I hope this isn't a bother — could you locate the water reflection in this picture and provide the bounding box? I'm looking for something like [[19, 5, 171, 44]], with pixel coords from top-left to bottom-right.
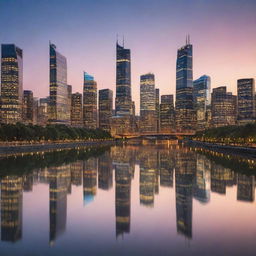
[[0, 144, 255, 255]]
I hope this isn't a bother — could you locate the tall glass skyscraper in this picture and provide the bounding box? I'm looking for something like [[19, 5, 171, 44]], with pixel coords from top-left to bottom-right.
[[115, 42, 132, 116], [83, 72, 97, 129], [237, 78, 255, 124], [1, 44, 23, 124], [99, 89, 113, 132], [140, 73, 156, 132], [49, 43, 70, 125], [175, 39, 195, 132], [193, 75, 211, 130]]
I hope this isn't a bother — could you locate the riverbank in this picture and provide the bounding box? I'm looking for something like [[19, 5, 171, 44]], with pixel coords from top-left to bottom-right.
[[0, 139, 116, 157], [185, 139, 256, 158]]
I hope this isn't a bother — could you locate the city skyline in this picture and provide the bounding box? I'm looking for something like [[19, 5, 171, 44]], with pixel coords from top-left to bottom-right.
[[1, 0, 255, 114]]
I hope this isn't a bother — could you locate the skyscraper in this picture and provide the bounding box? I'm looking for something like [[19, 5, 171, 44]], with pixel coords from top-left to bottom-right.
[[160, 95, 175, 133], [140, 73, 156, 133], [83, 72, 97, 129], [99, 89, 113, 132], [193, 75, 211, 130], [49, 43, 70, 125], [1, 44, 23, 124], [155, 88, 160, 133], [115, 42, 132, 116], [211, 86, 237, 127], [237, 78, 255, 124], [71, 92, 83, 127], [22, 90, 34, 124], [175, 38, 195, 132]]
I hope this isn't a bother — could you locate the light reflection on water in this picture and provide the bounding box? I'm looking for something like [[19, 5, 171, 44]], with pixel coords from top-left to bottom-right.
[[0, 144, 255, 256]]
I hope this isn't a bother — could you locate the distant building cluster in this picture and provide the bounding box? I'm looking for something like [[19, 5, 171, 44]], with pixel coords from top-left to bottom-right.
[[0, 39, 255, 136]]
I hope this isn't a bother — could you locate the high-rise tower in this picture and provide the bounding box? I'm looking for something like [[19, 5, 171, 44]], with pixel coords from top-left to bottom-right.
[[49, 43, 70, 125], [175, 37, 195, 132], [1, 44, 23, 124], [83, 72, 97, 129], [115, 41, 132, 116]]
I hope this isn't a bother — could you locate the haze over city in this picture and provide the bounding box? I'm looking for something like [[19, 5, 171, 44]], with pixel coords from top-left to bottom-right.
[[1, 0, 255, 113]]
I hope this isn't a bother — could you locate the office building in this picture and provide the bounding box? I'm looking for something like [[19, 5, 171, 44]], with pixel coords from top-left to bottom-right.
[[48, 43, 70, 125], [211, 86, 237, 127], [1, 44, 23, 124], [99, 89, 113, 132], [71, 92, 83, 127], [160, 95, 175, 133], [22, 90, 34, 124], [140, 73, 157, 133], [175, 38, 196, 132], [193, 75, 211, 130], [83, 72, 97, 129], [237, 78, 255, 124]]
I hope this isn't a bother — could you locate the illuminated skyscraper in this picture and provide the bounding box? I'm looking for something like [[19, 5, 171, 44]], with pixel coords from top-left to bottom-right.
[[155, 88, 160, 132], [193, 75, 211, 130], [115, 42, 132, 116], [49, 43, 70, 125], [83, 72, 97, 129], [99, 89, 113, 132], [37, 97, 49, 126], [160, 95, 175, 133], [237, 78, 255, 124], [175, 38, 196, 132], [22, 90, 34, 124], [71, 92, 83, 127], [211, 86, 237, 127], [1, 44, 23, 124], [140, 73, 156, 133]]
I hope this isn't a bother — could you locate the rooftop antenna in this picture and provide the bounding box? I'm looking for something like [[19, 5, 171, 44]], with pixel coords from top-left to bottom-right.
[[185, 35, 187, 45], [188, 34, 190, 44], [116, 33, 119, 44], [123, 35, 125, 47]]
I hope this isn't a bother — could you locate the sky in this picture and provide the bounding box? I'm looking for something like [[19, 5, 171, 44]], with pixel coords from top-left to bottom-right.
[[0, 0, 256, 114]]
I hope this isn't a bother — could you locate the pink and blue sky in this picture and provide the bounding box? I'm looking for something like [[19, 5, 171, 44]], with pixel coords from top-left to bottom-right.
[[0, 0, 256, 113]]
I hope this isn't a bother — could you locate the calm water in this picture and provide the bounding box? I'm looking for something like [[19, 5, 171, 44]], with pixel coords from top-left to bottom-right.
[[0, 144, 255, 256]]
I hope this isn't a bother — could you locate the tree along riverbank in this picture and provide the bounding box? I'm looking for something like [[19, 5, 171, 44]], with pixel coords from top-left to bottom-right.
[[0, 140, 116, 157], [193, 122, 256, 148], [0, 123, 112, 142]]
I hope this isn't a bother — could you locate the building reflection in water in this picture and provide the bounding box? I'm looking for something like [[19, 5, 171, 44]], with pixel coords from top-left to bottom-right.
[[83, 158, 97, 205], [175, 148, 196, 239], [1, 176, 23, 242], [193, 155, 210, 204], [112, 146, 134, 238], [48, 164, 70, 245], [98, 151, 113, 190], [0, 144, 255, 245], [237, 174, 255, 202]]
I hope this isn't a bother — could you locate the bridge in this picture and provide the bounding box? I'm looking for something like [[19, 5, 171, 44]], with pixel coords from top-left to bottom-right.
[[114, 132, 195, 139]]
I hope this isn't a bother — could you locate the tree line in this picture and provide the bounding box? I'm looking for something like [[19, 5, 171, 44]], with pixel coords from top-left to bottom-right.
[[0, 123, 112, 141], [195, 122, 256, 143]]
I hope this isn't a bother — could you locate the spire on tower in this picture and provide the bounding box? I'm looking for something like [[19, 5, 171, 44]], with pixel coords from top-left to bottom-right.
[[123, 35, 124, 47]]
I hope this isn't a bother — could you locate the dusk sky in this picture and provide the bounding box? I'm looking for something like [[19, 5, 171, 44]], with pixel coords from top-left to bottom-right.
[[1, 0, 256, 113]]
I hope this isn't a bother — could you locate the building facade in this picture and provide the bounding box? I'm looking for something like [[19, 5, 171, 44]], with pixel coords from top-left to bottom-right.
[[1, 44, 23, 124], [71, 93, 83, 127], [115, 42, 132, 116], [155, 88, 160, 133], [140, 73, 157, 133], [99, 89, 113, 132], [48, 43, 70, 125], [160, 95, 176, 133], [22, 90, 34, 124], [237, 78, 255, 124], [83, 72, 97, 129], [193, 75, 211, 130], [211, 86, 237, 127], [175, 39, 195, 132]]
